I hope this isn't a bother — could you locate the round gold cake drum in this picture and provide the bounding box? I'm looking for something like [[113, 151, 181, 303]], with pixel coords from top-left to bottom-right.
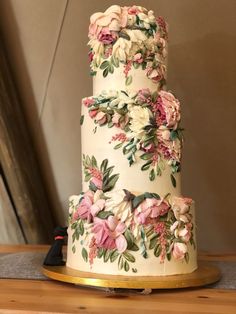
[[42, 262, 221, 289]]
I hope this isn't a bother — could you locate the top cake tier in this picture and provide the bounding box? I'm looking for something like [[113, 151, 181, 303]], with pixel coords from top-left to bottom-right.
[[88, 5, 168, 93]]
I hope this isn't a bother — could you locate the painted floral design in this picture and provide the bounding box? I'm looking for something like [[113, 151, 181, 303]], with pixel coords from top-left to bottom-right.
[[81, 89, 183, 187], [69, 156, 195, 273], [88, 5, 168, 86]]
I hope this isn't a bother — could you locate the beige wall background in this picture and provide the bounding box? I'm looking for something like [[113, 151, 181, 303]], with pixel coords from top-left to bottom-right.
[[0, 0, 235, 251]]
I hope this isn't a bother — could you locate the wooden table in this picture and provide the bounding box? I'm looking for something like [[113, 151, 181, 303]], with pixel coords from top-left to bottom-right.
[[0, 245, 235, 314]]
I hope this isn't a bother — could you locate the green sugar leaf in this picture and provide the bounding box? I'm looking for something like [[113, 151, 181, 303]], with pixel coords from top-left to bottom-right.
[[82, 248, 88, 262], [80, 115, 84, 125], [125, 75, 133, 86]]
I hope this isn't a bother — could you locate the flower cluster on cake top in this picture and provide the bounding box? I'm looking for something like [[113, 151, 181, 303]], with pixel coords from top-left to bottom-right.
[[69, 155, 195, 273], [88, 5, 168, 86], [82, 89, 182, 186]]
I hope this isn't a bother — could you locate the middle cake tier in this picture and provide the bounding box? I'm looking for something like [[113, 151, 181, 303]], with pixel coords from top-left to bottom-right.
[[81, 87, 182, 197]]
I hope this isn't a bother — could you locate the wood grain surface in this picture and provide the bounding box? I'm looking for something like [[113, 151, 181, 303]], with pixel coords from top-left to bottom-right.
[[0, 245, 236, 314], [0, 41, 55, 243]]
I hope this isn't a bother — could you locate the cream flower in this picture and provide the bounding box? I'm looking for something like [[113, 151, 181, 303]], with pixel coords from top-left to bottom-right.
[[171, 196, 193, 223], [129, 106, 151, 138], [88, 38, 104, 66], [112, 37, 132, 62], [89, 5, 128, 38], [104, 190, 133, 227], [109, 91, 135, 108]]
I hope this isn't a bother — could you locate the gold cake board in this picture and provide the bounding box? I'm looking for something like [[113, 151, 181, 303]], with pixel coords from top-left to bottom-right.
[[42, 262, 221, 290]]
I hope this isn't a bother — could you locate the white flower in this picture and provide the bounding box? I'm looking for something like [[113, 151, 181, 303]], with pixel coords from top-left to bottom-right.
[[129, 106, 151, 138], [109, 91, 135, 108], [88, 38, 104, 66], [113, 37, 132, 62], [104, 190, 132, 227], [125, 29, 147, 43]]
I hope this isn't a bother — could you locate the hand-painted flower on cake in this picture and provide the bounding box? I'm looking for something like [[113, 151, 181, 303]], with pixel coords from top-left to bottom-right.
[[68, 155, 196, 273], [81, 89, 183, 187], [87, 5, 168, 87]]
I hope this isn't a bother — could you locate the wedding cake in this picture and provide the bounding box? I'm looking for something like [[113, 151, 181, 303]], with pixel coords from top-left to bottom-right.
[[66, 5, 197, 276]]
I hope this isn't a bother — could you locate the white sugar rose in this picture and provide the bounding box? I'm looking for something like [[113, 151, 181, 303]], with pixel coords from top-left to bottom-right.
[[129, 106, 151, 138]]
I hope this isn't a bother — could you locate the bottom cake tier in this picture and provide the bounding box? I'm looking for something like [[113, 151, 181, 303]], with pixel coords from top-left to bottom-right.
[[66, 190, 197, 276]]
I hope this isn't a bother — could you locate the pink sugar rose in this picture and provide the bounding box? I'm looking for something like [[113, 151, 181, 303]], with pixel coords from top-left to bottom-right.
[[82, 97, 95, 107], [97, 27, 117, 44], [157, 91, 181, 129], [133, 52, 143, 64], [172, 242, 187, 260], [92, 216, 127, 253], [135, 198, 170, 224], [89, 5, 128, 39], [95, 111, 107, 125]]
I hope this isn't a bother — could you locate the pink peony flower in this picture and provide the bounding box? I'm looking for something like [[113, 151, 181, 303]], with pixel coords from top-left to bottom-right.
[[94, 111, 107, 125], [89, 5, 128, 39], [157, 91, 181, 129], [97, 27, 117, 44], [135, 198, 170, 224], [82, 97, 95, 107], [133, 52, 143, 64], [92, 216, 127, 253], [172, 242, 187, 260]]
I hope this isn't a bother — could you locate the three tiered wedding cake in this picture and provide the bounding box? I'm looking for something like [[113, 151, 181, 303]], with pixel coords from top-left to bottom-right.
[[66, 5, 197, 276]]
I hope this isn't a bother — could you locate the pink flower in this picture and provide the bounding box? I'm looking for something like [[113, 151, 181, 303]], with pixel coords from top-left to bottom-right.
[[133, 53, 143, 64], [88, 50, 94, 62], [82, 97, 95, 107], [90, 199, 106, 216], [95, 111, 107, 125], [75, 190, 94, 220], [128, 6, 140, 15], [172, 196, 193, 223], [112, 112, 121, 125], [97, 27, 117, 44], [92, 216, 127, 253], [172, 242, 187, 260], [156, 127, 181, 162], [146, 65, 164, 83], [157, 91, 181, 129], [89, 5, 128, 39], [89, 109, 98, 118], [135, 198, 170, 224], [136, 88, 152, 104]]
